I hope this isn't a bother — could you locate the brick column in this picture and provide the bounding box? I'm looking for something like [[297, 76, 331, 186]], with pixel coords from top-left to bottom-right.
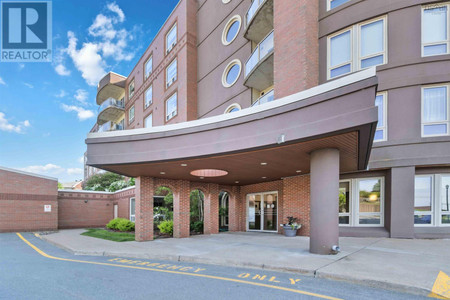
[[135, 176, 154, 242], [173, 180, 190, 238], [228, 186, 240, 232], [204, 183, 219, 235], [274, 0, 319, 98]]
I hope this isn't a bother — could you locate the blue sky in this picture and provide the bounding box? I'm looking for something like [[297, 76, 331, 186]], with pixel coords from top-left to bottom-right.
[[0, 0, 178, 182]]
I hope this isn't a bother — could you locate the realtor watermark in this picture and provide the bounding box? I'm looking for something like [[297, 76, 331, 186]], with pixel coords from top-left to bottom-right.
[[1, 1, 52, 62]]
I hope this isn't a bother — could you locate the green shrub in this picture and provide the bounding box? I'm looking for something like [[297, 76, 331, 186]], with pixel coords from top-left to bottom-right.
[[106, 218, 134, 232], [117, 219, 135, 232], [158, 220, 173, 236], [192, 221, 203, 233]]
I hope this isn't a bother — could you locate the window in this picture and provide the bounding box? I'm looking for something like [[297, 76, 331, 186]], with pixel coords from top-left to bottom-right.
[[166, 23, 177, 54], [222, 15, 241, 45], [328, 0, 351, 10], [222, 59, 242, 88], [166, 92, 177, 121], [422, 4, 449, 56], [129, 105, 135, 124], [145, 56, 152, 79], [422, 85, 449, 137], [130, 198, 135, 222], [338, 177, 384, 227], [145, 113, 152, 128], [145, 85, 153, 108], [415, 174, 450, 226], [224, 103, 241, 113], [128, 80, 135, 99], [374, 92, 387, 142], [328, 16, 387, 79], [166, 58, 177, 88]]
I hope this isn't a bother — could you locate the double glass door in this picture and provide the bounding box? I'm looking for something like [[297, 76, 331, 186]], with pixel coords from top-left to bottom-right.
[[247, 192, 278, 232]]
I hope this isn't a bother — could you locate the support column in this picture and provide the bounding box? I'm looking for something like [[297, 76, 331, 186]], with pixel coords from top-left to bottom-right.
[[173, 180, 190, 238], [204, 183, 219, 235], [390, 166, 415, 238], [310, 148, 339, 254], [228, 186, 240, 232], [135, 176, 154, 242]]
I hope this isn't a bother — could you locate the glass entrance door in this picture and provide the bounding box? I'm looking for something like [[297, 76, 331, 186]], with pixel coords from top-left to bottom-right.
[[247, 192, 278, 232]]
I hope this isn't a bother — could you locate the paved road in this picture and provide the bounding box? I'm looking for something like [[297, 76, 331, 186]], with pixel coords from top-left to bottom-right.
[[0, 233, 429, 300]]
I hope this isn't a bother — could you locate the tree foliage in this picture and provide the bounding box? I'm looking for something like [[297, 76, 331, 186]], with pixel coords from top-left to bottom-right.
[[84, 172, 135, 192]]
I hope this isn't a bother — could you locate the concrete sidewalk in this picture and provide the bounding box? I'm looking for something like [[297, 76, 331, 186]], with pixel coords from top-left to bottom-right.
[[39, 229, 450, 297]]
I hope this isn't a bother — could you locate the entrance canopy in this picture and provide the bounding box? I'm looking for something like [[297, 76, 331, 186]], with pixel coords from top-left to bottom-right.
[[86, 68, 378, 186]]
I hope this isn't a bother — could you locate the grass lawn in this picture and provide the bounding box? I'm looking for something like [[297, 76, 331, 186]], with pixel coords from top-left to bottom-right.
[[81, 228, 135, 242]]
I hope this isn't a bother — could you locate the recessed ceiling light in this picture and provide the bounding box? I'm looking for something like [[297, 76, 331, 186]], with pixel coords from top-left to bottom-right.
[[260, 162, 267, 166], [200, 176, 204, 179], [160, 172, 166, 175], [296, 170, 302, 173], [181, 164, 187, 167], [262, 176, 267, 179], [235, 181, 239, 184]]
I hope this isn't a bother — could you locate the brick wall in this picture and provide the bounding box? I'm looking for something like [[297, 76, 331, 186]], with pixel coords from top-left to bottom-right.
[[282, 175, 310, 236], [0, 168, 58, 232], [274, 0, 319, 98]]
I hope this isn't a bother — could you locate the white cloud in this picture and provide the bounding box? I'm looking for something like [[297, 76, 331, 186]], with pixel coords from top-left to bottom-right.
[[66, 31, 106, 86], [18, 63, 25, 70], [67, 168, 83, 175], [74, 89, 88, 104], [61, 104, 95, 121], [0, 112, 30, 133], [18, 164, 83, 178], [0, 77, 5, 85], [60, 2, 134, 86], [24, 83, 34, 88], [78, 156, 85, 164], [19, 164, 65, 175], [55, 90, 67, 98], [55, 63, 71, 76]]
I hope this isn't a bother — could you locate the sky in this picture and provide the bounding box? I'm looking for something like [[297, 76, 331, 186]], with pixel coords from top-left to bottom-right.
[[0, 0, 178, 183]]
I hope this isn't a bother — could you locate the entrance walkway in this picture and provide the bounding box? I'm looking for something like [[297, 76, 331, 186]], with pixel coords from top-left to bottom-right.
[[39, 230, 450, 296]]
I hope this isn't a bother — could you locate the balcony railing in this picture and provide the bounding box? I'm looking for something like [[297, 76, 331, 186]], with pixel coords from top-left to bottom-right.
[[246, 0, 264, 26], [97, 121, 124, 132], [98, 98, 124, 113], [245, 30, 274, 78], [252, 89, 274, 107]]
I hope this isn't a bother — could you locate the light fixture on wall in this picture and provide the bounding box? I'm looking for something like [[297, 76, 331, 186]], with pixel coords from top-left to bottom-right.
[[84, 200, 88, 203]]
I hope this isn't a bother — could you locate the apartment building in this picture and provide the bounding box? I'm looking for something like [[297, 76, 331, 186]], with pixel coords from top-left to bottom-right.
[[86, 0, 450, 254]]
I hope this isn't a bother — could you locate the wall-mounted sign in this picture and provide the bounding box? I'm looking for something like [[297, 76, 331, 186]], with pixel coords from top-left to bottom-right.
[[44, 205, 51, 212]]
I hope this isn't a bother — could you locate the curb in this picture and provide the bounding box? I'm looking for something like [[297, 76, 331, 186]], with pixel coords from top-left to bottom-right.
[[37, 234, 432, 297]]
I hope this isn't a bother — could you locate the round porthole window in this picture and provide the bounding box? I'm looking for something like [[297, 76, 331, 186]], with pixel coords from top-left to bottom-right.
[[222, 0, 231, 3], [222, 59, 242, 88], [222, 15, 241, 45], [224, 103, 241, 113]]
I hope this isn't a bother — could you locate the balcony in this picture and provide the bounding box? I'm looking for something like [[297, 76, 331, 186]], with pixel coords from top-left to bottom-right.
[[97, 121, 124, 133], [96, 72, 126, 105], [244, 31, 274, 91], [97, 98, 125, 125], [244, 0, 273, 43], [252, 89, 274, 107]]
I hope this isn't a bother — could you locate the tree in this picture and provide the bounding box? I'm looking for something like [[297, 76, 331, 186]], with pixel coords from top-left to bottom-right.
[[57, 182, 64, 189], [84, 172, 124, 191]]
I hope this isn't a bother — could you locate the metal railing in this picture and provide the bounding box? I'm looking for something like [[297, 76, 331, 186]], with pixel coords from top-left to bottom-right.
[[252, 89, 274, 107], [98, 98, 124, 113], [97, 121, 124, 132], [245, 30, 274, 78], [246, 0, 264, 26]]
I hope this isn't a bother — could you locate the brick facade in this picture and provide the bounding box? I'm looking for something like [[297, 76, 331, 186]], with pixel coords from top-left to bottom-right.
[[282, 175, 311, 236], [0, 168, 58, 232], [274, 0, 319, 98]]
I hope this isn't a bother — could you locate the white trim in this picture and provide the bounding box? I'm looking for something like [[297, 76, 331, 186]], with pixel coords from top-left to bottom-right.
[[421, 3, 450, 57], [130, 197, 136, 222], [58, 185, 135, 194], [0, 166, 58, 181], [222, 59, 242, 88], [222, 15, 242, 46], [327, 16, 387, 80], [166, 22, 178, 54], [246, 191, 279, 232], [421, 84, 450, 137], [166, 58, 177, 88], [224, 103, 241, 113], [327, 0, 351, 11], [88, 67, 376, 139], [415, 174, 450, 227], [374, 91, 388, 142]]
